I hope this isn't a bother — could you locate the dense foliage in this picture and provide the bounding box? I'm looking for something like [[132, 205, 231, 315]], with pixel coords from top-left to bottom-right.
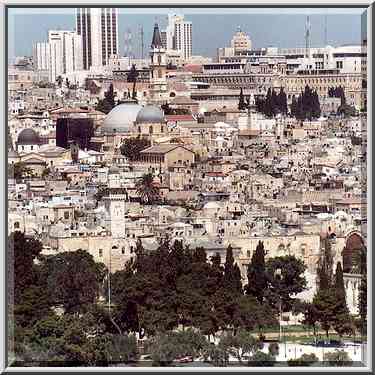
[[254, 87, 288, 117], [290, 85, 321, 120], [96, 84, 116, 114], [109, 239, 279, 337], [312, 239, 354, 339], [120, 136, 151, 161]]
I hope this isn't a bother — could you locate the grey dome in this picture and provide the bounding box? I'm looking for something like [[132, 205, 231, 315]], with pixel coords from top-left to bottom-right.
[[136, 105, 165, 124], [8, 148, 20, 158], [108, 165, 120, 174], [17, 128, 40, 145], [102, 103, 142, 133]]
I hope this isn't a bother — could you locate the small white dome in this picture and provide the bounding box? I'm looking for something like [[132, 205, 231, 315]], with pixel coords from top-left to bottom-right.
[[214, 122, 230, 128], [204, 202, 220, 209]]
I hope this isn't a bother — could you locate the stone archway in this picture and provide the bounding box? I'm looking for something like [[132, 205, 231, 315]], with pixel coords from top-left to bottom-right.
[[342, 231, 365, 273]]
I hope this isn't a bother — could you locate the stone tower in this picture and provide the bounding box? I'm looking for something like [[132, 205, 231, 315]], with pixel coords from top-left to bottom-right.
[[149, 23, 167, 100], [103, 190, 127, 238]]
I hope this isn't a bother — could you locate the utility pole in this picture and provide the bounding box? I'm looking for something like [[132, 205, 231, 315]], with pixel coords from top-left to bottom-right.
[[324, 15, 328, 46], [140, 25, 144, 60], [108, 247, 111, 313], [305, 15, 311, 59]]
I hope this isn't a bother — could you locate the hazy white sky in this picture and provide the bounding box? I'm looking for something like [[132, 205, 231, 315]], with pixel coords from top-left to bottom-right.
[[7, 7, 366, 59]]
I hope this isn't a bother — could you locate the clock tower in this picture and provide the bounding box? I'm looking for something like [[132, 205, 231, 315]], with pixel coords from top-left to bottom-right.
[[149, 23, 167, 100]]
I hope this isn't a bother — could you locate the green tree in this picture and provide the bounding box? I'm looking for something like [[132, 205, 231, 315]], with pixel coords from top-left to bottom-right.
[[135, 173, 160, 204], [147, 330, 208, 366], [8, 162, 34, 180], [301, 302, 319, 344], [246, 241, 267, 303], [96, 84, 116, 114], [290, 95, 297, 117], [287, 353, 318, 366], [203, 343, 229, 367], [249, 351, 276, 366], [332, 262, 354, 337], [268, 342, 279, 357], [265, 255, 307, 312], [220, 329, 263, 364], [127, 64, 139, 100], [291, 85, 321, 120], [278, 87, 288, 115], [8, 232, 43, 305], [323, 350, 352, 367], [56, 75, 63, 88], [238, 88, 247, 111], [39, 250, 106, 313], [120, 136, 151, 162], [313, 245, 349, 340], [358, 247, 367, 335], [223, 245, 242, 294]]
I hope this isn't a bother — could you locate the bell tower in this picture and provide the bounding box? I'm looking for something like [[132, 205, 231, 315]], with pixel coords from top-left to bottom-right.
[[149, 23, 167, 100]]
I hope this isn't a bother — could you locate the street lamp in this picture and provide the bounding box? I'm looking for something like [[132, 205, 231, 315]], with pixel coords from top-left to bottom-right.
[[274, 268, 283, 346]]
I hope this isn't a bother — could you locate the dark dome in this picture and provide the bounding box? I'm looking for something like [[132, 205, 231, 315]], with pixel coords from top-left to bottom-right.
[[17, 128, 40, 145], [135, 105, 165, 124]]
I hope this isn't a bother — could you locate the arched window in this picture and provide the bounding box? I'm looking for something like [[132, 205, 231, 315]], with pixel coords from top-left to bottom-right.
[[14, 222, 20, 229], [157, 55, 162, 65], [149, 126, 153, 135]]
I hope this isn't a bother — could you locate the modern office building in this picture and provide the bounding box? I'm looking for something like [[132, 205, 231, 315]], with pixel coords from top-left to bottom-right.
[[76, 8, 119, 69]]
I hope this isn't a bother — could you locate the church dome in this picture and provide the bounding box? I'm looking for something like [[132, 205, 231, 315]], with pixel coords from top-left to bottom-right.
[[108, 165, 120, 175], [135, 105, 165, 124], [8, 148, 20, 159], [102, 103, 142, 133], [17, 128, 40, 145]]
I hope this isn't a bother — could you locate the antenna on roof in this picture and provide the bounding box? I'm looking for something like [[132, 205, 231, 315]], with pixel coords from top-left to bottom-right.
[[324, 15, 328, 46], [139, 25, 144, 59], [305, 15, 311, 58]]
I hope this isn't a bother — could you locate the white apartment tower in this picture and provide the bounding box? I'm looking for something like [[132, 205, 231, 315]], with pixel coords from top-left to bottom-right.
[[231, 27, 252, 52], [48, 30, 83, 83], [76, 8, 119, 69], [174, 16, 192, 60], [33, 42, 50, 71]]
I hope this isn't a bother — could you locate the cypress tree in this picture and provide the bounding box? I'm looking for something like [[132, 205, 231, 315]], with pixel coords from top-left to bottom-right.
[[238, 88, 246, 111], [264, 89, 273, 117], [224, 245, 242, 294], [290, 95, 297, 117], [333, 262, 353, 337], [246, 241, 267, 303], [278, 87, 288, 115], [270, 89, 278, 116], [358, 247, 367, 334]]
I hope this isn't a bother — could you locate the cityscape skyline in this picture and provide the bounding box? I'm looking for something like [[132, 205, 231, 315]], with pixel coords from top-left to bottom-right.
[[8, 9, 364, 60]]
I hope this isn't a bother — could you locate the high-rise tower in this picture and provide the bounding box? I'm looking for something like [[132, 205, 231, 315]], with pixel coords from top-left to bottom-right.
[[76, 8, 119, 69]]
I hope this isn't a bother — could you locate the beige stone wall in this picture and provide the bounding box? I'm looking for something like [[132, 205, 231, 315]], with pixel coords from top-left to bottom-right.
[[50, 235, 137, 272], [282, 73, 362, 105], [165, 148, 195, 168]]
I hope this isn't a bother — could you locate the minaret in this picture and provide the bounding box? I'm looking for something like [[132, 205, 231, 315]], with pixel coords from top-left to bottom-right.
[[149, 23, 167, 101]]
